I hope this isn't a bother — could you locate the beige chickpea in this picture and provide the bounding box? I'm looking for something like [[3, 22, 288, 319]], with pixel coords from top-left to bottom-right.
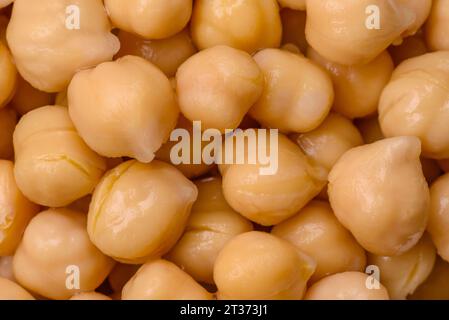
[[220, 132, 327, 226], [305, 272, 389, 300], [250, 48, 333, 133], [87, 160, 198, 264], [368, 234, 436, 300], [105, 0, 192, 40], [280, 9, 307, 54], [13, 208, 115, 300], [6, 0, 119, 92], [0, 160, 39, 255], [214, 231, 316, 300], [0, 106, 16, 159], [425, 0, 449, 51], [167, 177, 254, 284], [13, 106, 107, 207], [290, 113, 364, 171], [69, 292, 112, 300], [122, 259, 212, 300], [108, 263, 140, 293], [68, 55, 178, 162], [0, 42, 17, 108], [388, 34, 428, 66], [398, 0, 432, 37], [328, 136, 429, 256], [305, 0, 417, 65], [410, 257, 449, 300], [116, 29, 197, 78], [307, 48, 393, 119], [0, 256, 14, 281], [10, 76, 54, 115], [379, 52, 449, 159], [0, 277, 34, 300], [278, 0, 305, 10], [272, 200, 366, 282], [176, 45, 264, 132], [191, 0, 282, 54]]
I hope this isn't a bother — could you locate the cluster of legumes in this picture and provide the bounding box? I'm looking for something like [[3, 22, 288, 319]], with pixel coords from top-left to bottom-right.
[[1, 0, 449, 301]]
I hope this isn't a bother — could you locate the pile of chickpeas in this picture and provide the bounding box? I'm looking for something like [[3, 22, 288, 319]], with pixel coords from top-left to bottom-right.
[[1, 0, 449, 301]]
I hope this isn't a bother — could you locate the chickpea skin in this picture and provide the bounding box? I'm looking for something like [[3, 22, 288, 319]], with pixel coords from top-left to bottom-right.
[[6, 0, 119, 92], [13, 208, 115, 300], [379, 52, 449, 159], [305, 272, 389, 300], [68, 55, 179, 162], [87, 160, 198, 264], [410, 257, 449, 300], [167, 177, 254, 284], [176, 45, 264, 132], [328, 136, 429, 256], [122, 259, 212, 300], [214, 231, 316, 300], [0, 42, 17, 108], [272, 200, 367, 282], [105, 0, 192, 40], [367, 234, 436, 300], [0, 107, 16, 159], [0, 277, 34, 300], [250, 48, 334, 133], [13, 106, 107, 207], [425, 0, 449, 51], [191, 0, 282, 54], [10, 76, 54, 115], [0, 160, 39, 255]]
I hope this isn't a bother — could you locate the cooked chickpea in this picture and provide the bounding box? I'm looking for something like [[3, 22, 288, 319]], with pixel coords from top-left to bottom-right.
[[6, 0, 119, 92], [0, 277, 34, 300], [0, 106, 16, 159], [280, 9, 307, 54], [214, 231, 316, 300], [425, 0, 449, 51], [13, 106, 107, 207], [305, 272, 389, 300], [116, 29, 197, 78], [367, 234, 436, 299], [176, 45, 263, 132], [399, 0, 433, 38], [410, 257, 449, 300], [10, 76, 54, 115], [250, 48, 333, 133], [0, 256, 14, 281], [328, 136, 429, 256], [87, 160, 198, 264], [167, 177, 253, 284], [69, 292, 112, 300], [108, 263, 140, 294], [272, 200, 366, 282], [122, 259, 212, 300], [105, 0, 192, 40], [13, 208, 115, 300], [191, 0, 282, 54], [0, 42, 17, 108]]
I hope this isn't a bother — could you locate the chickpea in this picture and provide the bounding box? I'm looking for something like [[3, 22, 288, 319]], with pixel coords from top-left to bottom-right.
[[167, 177, 254, 284], [13, 208, 115, 300], [122, 259, 212, 300], [280, 9, 307, 54], [0, 160, 39, 255], [410, 257, 449, 300], [105, 0, 192, 40], [0, 106, 16, 159], [220, 133, 327, 226], [6, 0, 119, 93], [191, 0, 282, 54], [176, 45, 264, 132], [250, 49, 333, 133], [305, 272, 389, 300], [379, 52, 449, 159], [69, 292, 112, 300], [0, 42, 17, 108], [399, 0, 433, 38], [388, 34, 428, 66], [116, 29, 197, 78], [10, 76, 54, 115], [0, 256, 14, 281], [13, 106, 107, 207], [87, 160, 198, 264], [272, 200, 366, 282], [425, 0, 449, 51], [0, 277, 34, 300], [290, 113, 364, 171], [328, 136, 429, 256], [367, 234, 436, 300], [278, 0, 305, 10], [214, 231, 316, 300], [108, 263, 140, 294]]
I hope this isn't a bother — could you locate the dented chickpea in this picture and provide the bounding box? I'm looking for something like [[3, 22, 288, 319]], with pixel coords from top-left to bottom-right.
[[191, 0, 282, 54], [425, 0, 449, 51], [13, 106, 107, 207], [167, 177, 253, 284], [68, 55, 178, 162], [10, 76, 54, 115], [13, 208, 115, 300], [305, 272, 389, 300], [250, 48, 333, 133], [122, 259, 212, 300], [176, 45, 263, 132], [328, 136, 429, 256], [87, 160, 198, 264], [0, 277, 34, 300], [214, 231, 316, 300], [6, 0, 119, 92], [0, 107, 16, 159], [0, 42, 17, 108], [280, 9, 307, 54], [410, 257, 449, 300]]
